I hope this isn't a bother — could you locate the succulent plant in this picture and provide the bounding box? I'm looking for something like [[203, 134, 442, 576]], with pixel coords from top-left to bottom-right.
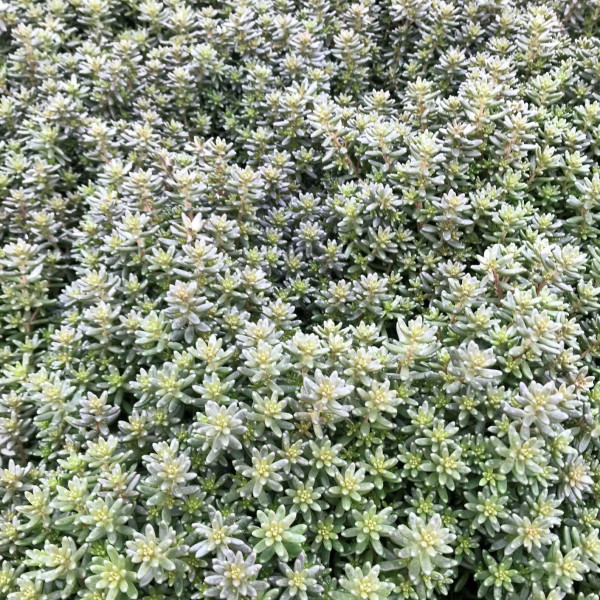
[[2, 1, 600, 599]]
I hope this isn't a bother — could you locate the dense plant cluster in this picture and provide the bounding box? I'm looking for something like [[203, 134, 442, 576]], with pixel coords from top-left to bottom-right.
[[3, 0, 600, 598]]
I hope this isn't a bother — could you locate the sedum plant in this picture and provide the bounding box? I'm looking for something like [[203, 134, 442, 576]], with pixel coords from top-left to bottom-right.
[[2, 0, 600, 599]]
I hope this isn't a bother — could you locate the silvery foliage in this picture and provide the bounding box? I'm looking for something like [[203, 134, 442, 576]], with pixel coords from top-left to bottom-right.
[[1, 0, 600, 599]]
